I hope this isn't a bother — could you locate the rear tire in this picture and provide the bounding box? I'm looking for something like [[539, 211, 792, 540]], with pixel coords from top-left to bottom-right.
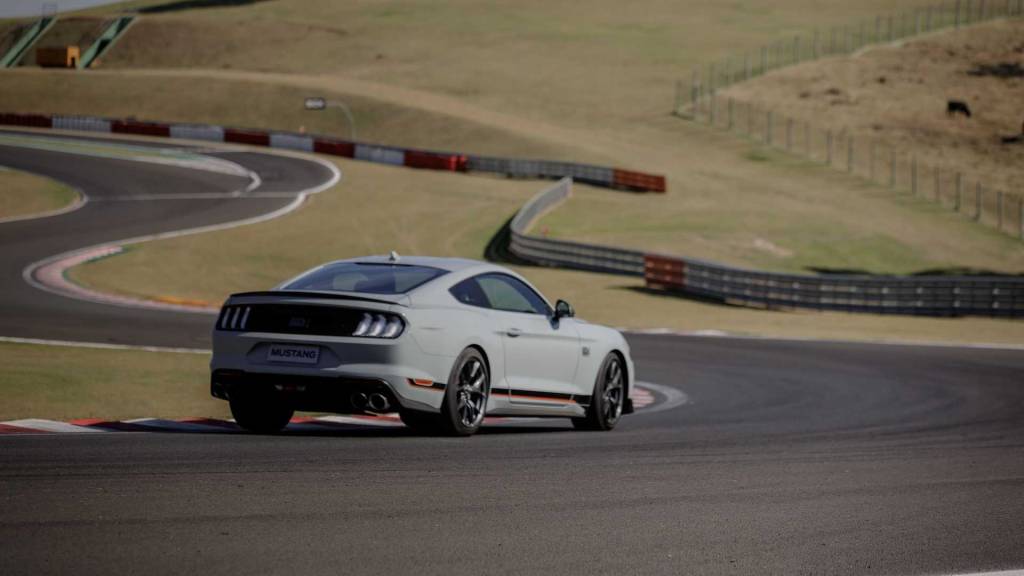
[[229, 387, 294, 434], [439, 348, 490, 436], [572, 353, 625, 431]]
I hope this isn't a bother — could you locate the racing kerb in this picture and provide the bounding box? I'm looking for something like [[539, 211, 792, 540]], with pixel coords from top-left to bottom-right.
[[511, 180, 1024, 317], [4, 112, 1022, 317]]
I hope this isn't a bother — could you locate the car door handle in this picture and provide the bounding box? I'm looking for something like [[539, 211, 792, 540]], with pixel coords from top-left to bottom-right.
[[507, 328, 522, 337]]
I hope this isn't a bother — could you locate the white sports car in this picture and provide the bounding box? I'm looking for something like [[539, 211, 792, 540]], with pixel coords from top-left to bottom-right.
[[210, 254, 634, 436]]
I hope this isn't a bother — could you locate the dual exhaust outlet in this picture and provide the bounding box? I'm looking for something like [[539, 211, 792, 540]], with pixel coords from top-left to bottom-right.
[[351, 392, 390, 413]]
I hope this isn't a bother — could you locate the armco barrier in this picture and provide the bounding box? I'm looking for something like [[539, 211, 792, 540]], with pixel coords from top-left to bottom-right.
[[313, 137, 355, 158], [644, 255, 1024, 317], [53, 115, 111, 133], [508, 178, 646, 275], [112, 120, 170, 138], [269, 133, 314, 152], [354, 143, 405, 166], [0, 112, 666, 192], [169, 124, 224, 142], [224, 128, 269, 146], [509, 180, 1024, 317]]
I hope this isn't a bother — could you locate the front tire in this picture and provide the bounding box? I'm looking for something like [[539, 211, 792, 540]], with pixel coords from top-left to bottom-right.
[[229, 387, 294, 434], [439, 348, 490, 436], [572, 353, 625, 431]]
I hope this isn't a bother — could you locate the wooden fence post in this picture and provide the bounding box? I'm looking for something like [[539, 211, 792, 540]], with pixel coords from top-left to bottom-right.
[[1019, 197, 1024, 239], [912, 157, 918, 195], [997, 190, 1004, 231], [890, 149, 897, 188], [955, 172, 962, 211], [975, 183, 982, 220], [847, 135, 854, 172], [691, 70, 699, 116], [1015, 195, 1024, 236], [870, 139, 877, 181]]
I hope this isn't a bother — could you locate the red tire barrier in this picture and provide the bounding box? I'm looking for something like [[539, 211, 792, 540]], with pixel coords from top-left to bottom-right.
[[644, 254, 685, 289], [0, 113, 52, 128], [224, 128, 270, 146], [404, 150, 468, 172], [111, 120, 170, 137], [613, 169, 667, 193], [313, 138, 355, 158]]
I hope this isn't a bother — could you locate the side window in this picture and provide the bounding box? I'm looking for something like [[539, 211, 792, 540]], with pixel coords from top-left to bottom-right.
[[449, 278, 490, 308], [476, 274, 550, 315]]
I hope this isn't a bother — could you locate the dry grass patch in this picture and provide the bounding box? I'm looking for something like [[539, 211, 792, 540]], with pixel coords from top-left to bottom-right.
[[722, 19, 1024, 193], [0, 167, 78, 220], [0, 342, 222, 421]]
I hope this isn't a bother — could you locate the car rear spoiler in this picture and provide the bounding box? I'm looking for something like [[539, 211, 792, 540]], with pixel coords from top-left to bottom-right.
[[227, 290, 409, 307]]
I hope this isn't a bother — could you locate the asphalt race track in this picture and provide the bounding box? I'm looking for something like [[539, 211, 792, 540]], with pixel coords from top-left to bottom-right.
[[1, 131, 1023, 575]]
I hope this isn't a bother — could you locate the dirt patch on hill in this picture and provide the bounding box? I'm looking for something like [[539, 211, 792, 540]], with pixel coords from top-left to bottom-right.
[[722, 18, 1024, 193]]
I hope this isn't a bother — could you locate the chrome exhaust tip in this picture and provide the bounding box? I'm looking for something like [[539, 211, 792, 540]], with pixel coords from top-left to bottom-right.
[[367, 393, 390, 412], [350, 392, 368, 410]]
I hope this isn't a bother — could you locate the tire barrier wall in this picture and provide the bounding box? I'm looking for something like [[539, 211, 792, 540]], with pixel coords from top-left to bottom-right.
[[0, 112, 666, 193], [511, 180, 1024, 317]]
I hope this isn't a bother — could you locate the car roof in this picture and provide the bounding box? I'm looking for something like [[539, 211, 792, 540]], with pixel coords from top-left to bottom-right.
[[325, 254, 497, 274]]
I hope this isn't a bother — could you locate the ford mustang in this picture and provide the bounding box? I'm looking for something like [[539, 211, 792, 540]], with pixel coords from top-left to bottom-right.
[[210, 254, 634, 436]]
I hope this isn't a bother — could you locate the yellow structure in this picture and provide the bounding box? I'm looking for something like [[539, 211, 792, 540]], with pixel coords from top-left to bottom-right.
[[36, 46, 80, 68]]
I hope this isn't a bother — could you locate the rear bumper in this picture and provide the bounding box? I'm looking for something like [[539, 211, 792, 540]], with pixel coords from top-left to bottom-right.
[[210, 331, 454, 413], [211, 369, 430, 414]]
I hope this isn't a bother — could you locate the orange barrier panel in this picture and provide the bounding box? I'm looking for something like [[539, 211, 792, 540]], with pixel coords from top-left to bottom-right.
[[313, 138, 355, 158], [613, 169, 667, 193], [224, 129, 269, 146], [111, 120, 170, 137], [404, 150, 467, 172], [644, 254, 685, 289]]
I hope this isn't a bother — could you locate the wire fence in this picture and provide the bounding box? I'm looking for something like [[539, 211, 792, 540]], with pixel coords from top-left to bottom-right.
[[674, 0, 1024, 240]]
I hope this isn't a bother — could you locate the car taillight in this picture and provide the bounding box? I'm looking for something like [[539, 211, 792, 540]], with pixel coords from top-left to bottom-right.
[[352, 313, 404, 339], [218, 305, 251, 331]]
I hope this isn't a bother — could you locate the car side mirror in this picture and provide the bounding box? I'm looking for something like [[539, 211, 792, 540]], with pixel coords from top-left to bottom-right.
[[554, 299, 575, 320]]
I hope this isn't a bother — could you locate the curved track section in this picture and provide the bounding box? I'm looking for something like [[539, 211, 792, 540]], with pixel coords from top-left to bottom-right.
[[0, 131, 1022, 575], [0, 131, 336, 347]]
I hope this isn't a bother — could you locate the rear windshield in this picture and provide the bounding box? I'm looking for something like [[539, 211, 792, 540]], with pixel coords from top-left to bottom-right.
[[282, 263, 447, 294]]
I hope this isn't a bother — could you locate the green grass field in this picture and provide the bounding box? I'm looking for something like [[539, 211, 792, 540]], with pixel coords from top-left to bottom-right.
[[0, 167, 78, 220], [0, 342, 223, 421]]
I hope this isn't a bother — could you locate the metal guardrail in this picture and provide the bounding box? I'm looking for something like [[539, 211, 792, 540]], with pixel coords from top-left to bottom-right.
[[508, 178, 645, 276], [509, 179, 1024, 317]]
